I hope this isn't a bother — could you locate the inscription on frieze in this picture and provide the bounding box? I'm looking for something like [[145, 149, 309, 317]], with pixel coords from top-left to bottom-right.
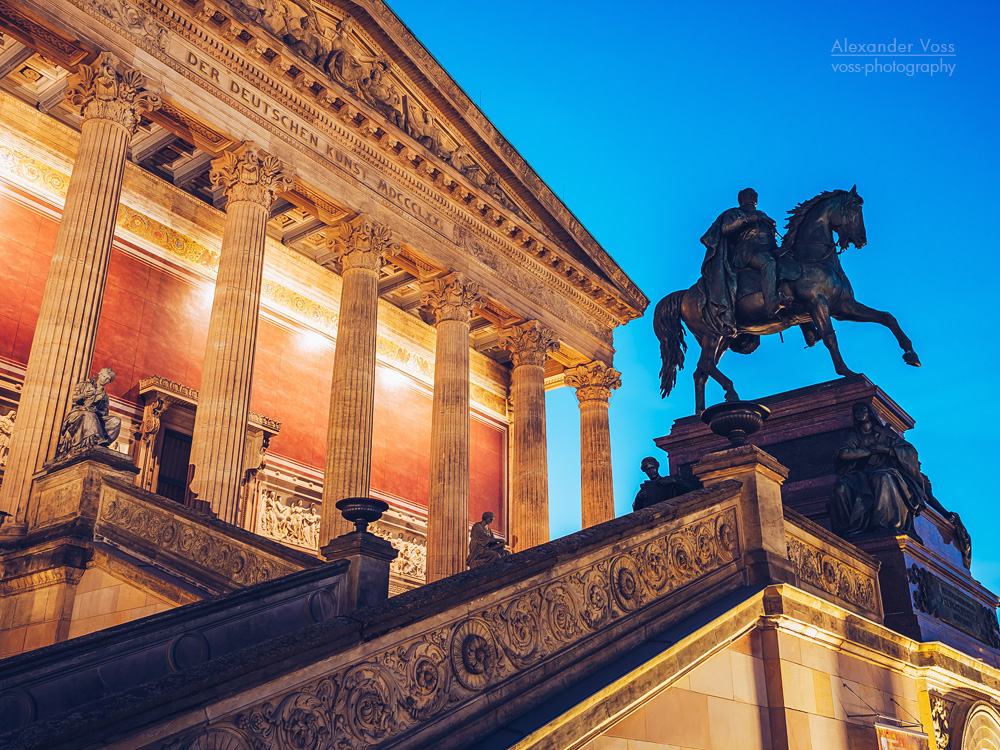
[[175, 44, 449, 237], [908, 564, 1000, 648]]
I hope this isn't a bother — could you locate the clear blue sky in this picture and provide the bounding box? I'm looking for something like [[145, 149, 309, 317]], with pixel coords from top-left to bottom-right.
[[386, 0, 1000, 587]]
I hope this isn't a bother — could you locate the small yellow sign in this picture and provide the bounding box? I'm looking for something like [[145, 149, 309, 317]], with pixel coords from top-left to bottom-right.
[[875, 722, 930, 750]]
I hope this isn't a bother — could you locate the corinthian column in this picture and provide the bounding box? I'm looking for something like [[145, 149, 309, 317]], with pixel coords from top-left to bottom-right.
[[319, 215, 399, 548], [188, 144, 292, 524], [564, 361, 622, 528], [0, 53, 160, 534], [499, 321, 559, 551], [421, 273, 488, 581]]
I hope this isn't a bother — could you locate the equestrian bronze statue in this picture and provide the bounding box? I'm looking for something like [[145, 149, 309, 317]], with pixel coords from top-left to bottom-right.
[[655, 187, 920, 413]]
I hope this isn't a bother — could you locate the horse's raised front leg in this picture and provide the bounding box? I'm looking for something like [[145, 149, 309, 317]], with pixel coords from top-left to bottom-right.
[[694, 335, 739, 413], [809, 294, 858, 377], [833, 298, 921, 367]]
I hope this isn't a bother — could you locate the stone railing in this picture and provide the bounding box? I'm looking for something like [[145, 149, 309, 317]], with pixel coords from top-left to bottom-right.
[[95, 477, 318, 594], [784, 506, 883, 620], [3, 481, 747, 750]]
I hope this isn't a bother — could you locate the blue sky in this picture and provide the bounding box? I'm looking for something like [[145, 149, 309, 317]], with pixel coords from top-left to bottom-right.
[[385, 0, 1000, 587]]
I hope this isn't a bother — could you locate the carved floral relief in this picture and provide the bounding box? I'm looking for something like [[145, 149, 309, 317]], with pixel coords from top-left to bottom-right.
[[157, 507, 740, 749]]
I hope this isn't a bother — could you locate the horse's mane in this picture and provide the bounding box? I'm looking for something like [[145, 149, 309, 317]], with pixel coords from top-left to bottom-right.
[[781, 190, 844, 251]]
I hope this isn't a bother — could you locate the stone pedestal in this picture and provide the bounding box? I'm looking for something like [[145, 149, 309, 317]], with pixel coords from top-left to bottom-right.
[[320, 532, 398, 612], [188, 144, 291, 524], [320, 215, 399, 546], [420, 274, 487, 582], [0, 53, 159, 536], [692, 444, 795, 586], [30, 446, 139, 533], [656, 375, 915, 525], [659, 375, 1000, 661], [499, 321, 558, 552], [856, 533, 1000, 662], [564, 361, 621, 528]]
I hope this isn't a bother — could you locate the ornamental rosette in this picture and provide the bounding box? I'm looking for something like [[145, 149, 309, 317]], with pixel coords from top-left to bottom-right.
[[497, 321, 559, 368], [420, 273, 488, 325], [65, 51, 161, 133], [209, 143, 293, 208], [328, 213, 401, 271], [563, 361, 622, 403]]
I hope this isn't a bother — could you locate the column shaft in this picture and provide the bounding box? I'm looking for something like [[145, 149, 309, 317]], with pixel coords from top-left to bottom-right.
[[565, 361, 621, 529], [188, 200, 268, 522], [426, 318, 471, 581], [580, 398, 614, 527], [510, 360, 549, 550], [321, 263, 379, 540], [0, 54, 158, 531]]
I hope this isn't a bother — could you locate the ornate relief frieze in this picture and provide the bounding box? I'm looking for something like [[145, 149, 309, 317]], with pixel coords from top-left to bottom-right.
[[65, 52, 162, 133], [0, 144, 70, 197], [499, 321, 560, 368], [786, 534, 878, 615], [209, 142, 293, 207], [97, 489, 298, 585], [370, 523, 427, 581], [419, 273, 488, 326], [257, 489, 319, 549], [87, 0, 170, 50], [158, 506, 739, 749], [908, 563, 1000, 648], [564, 361, 622, 404]]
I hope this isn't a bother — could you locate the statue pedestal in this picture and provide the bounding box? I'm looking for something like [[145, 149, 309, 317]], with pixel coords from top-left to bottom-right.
[[30, 446, 139, 534], [655, 375, 999, 662], [320, 531, 398, 612]]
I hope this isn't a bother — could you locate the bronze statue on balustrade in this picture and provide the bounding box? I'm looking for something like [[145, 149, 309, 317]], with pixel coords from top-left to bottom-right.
[[56, 367, 121, 456], [654, 186, 920, 413], [467, 511, 509, 569]]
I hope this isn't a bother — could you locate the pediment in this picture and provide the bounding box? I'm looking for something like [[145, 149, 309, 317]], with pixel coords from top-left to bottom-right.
[[188, 0, 647, 316]]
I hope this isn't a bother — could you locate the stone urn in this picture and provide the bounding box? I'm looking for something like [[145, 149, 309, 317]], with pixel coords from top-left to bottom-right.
[[701, 401, 771, 446], [335, 497, 389, 534]]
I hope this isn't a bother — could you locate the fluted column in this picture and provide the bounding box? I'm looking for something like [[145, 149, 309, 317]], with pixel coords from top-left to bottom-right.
[[564, 361, 622, 528], [0, 53, 160, 534], [421, 273, 488, 581], [320, 215, 399, 547], [188, 144, 292, 523], [499, 321, 559, 551]]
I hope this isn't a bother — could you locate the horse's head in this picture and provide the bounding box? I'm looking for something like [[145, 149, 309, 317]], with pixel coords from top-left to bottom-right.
[[830, 185, 867, 249]]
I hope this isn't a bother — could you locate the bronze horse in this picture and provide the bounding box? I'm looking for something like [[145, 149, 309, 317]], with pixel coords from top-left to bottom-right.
[[654, 187, 920, 413]]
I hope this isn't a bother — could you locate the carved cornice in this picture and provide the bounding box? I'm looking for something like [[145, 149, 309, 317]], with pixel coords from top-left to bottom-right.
[[209, 142, 293, 208], [328, 213, 400, 271], [498, 321, 559, 368], [419, 272, 488, 326], [73, 0, 639, 330], [138, 376, 281, 434], [65, 51, 162, 134], [563, 361, 622, 404]]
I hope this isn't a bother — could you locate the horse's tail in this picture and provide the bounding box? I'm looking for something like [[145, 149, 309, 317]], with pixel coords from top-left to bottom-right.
[[653, 290, 688, 398]]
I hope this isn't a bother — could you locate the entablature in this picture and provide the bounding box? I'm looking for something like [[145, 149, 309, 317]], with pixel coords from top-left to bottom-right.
[[0, 0, 646, 368]]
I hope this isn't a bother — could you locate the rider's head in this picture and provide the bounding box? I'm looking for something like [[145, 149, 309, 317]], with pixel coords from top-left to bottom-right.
[[738, 188, 758, 209]]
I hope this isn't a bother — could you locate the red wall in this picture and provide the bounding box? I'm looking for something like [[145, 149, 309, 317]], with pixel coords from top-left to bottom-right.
[[0, 190, 506, 527]]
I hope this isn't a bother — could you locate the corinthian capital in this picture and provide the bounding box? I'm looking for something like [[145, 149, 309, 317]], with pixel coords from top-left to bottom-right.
[[420, 273, 488, 326], [564, 361, 622, 403], [498, 321, 559, 368], [328, 214, 401, 271], [65, 52, 161, 134], [210, 143, 293, 208]]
